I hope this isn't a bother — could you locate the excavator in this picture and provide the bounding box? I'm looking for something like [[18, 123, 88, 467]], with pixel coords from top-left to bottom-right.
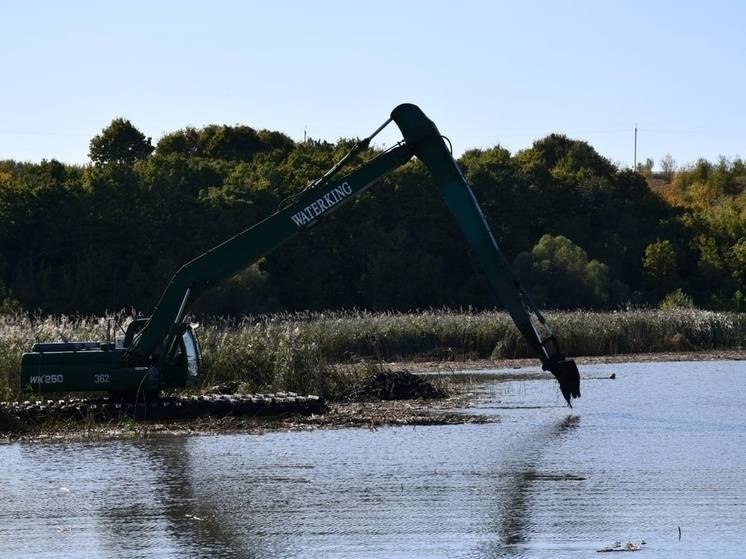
[[19, 104, 581, 407]]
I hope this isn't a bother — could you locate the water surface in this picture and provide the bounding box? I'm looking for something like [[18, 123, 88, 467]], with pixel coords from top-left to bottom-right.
[[1, 360, 745, 558]]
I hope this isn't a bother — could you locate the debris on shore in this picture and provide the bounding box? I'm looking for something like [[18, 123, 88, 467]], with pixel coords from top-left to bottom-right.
[[0, 408, 29, 435], [349, 370, 447, 401], [597, 541, 645, 552]]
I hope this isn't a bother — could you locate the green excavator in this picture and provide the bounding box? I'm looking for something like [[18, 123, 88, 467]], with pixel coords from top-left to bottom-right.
[[20, 104, 581, 406]]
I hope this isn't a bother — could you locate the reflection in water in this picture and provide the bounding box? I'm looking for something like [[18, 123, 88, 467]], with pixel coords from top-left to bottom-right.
[[101, 437, 266, 558], [101, 438, 256, 559], [486, 414, 580, 557]]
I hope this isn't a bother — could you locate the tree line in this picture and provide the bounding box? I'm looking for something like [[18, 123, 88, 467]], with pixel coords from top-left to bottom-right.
[[0, 118, 743, 315]]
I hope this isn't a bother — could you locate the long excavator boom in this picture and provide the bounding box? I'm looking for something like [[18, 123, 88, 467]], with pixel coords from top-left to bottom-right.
[[21, 104, 580, 405], [391, 105, 580, 404]]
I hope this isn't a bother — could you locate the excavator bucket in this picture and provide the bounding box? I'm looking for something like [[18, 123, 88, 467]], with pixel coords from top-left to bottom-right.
[[545, 358, 581, 407]]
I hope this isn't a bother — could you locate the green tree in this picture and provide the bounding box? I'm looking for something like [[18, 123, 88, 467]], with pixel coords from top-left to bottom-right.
[[156, 125, 294, 161], [659, 288, 695, 310], [731, 239, 746, 286], [643, 239, 678, 289], [515, 234, 611, 308], [89, 118, 154, 165], [3, 116, 742, 315]]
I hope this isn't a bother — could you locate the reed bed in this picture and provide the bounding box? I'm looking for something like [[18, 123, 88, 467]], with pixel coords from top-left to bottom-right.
[[1, 309, 743, 400]]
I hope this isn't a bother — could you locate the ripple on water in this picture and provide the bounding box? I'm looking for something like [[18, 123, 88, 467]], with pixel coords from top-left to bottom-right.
[[0, 360, 744, 559]]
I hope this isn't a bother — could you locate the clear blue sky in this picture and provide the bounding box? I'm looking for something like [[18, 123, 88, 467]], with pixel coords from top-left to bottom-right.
[[2, 0, 744, 169]]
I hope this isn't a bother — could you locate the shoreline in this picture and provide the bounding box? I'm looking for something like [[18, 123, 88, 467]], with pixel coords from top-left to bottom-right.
[[393, 349, 745, 373], [3, 350, 743, 443]]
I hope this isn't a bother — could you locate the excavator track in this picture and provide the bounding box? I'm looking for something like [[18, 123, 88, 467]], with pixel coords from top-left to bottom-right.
[[0, 392, 325, 425]]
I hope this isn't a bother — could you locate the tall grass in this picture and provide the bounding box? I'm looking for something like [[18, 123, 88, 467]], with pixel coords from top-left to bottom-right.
[[2, 309, 743, 400]]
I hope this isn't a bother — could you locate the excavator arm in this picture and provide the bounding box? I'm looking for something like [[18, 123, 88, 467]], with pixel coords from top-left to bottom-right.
[[391, 104, 580, 404], [130, 103, 580, 405], [21, 103, 579, 405], [128, 140, 414, 365]]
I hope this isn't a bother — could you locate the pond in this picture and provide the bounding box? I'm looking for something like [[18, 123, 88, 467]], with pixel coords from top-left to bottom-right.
[[1, 360, 744, 558]]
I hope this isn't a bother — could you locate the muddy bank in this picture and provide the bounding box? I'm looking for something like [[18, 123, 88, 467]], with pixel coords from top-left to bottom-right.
[[3, 350, 742, 443]]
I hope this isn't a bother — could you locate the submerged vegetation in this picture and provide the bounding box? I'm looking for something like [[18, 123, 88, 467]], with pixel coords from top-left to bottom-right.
[[2, 309, 743, 401]]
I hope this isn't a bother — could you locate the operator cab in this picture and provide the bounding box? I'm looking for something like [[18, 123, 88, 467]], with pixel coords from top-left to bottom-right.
[[160, 323, 202, 389], [119, 319, 201, 391]]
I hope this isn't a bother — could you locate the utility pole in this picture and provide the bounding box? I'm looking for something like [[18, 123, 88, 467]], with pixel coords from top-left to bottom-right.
[[633, 123, 638, 170]]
